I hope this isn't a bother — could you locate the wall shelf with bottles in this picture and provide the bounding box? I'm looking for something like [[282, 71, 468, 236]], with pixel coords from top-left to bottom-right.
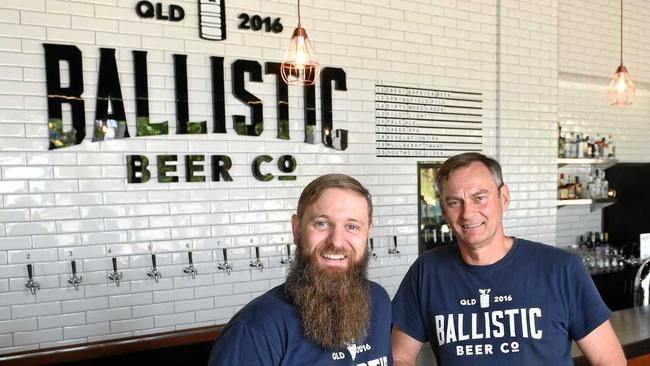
[[556, 156, 617, 210], [556, 198, 617, 211], [557, 158, 618, 168]]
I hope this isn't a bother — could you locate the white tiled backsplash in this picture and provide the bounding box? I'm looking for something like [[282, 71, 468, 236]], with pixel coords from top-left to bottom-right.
[[1, 0, 650, 354]]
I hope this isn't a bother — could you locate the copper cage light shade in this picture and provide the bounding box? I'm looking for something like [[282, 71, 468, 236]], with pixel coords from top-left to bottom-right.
[[281, 0, 319, 86], [607, 0, 635, 106]]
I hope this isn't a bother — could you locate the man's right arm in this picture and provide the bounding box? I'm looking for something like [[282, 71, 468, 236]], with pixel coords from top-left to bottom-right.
[[391, 325, 424, 366]]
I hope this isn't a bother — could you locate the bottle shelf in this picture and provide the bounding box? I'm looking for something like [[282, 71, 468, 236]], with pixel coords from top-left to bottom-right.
[[557, 198, 617, 211], [557, 158, 617, 168]]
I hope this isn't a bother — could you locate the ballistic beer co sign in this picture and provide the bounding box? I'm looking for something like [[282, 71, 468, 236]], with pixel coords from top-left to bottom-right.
[[44, 1, 350, 184]]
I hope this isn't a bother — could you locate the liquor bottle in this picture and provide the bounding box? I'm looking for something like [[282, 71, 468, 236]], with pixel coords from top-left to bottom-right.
[[585, 173, 594, 198], [592, 135, 600, 158], [591, 169, 602, 199], [564, 132, 574, 158], [566, 175, 576, 199], [570, 133, 578, 158], [602, 232, 609, 247], [587, 231, 595, 248], [578, 235, 584, 248], [558, 126, 565, 158], [600, 170, 609, 199], [558, 173, 569, 200], [585, 136, 593, 158], [574, 176, 583, 198], [574, 133, 582, 158], [608, 134, 616, 158], [600, 137, 609, 158]]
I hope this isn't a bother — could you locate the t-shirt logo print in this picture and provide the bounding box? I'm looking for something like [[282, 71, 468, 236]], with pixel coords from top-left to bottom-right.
[[479, 288, 491, 308], [347, 343, 358, 361]]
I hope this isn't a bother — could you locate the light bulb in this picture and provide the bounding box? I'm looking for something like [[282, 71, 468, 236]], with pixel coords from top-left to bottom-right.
[[616, 75, 626, 93], [294, 37, 306, 69]]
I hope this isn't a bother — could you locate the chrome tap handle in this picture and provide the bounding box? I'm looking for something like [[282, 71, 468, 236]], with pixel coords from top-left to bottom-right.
[[109, 257, 123, 286], [218, 249, 232, 275], [147, 254, 161, 282], [68, 260, 82, 290], [183, 251, 198, 279], [369, 238, 377, 260], [281, 244, 293, 265], [25, 264, 39, 295], [250, 246, 264, 271], [388, 236, 401, 256], [393, 236, 398, 249]]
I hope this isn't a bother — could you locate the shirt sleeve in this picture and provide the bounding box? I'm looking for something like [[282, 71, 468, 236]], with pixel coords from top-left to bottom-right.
[[207, 319, 281, 366], [392, 258, 429, 343], [567, 256, 612, 341]]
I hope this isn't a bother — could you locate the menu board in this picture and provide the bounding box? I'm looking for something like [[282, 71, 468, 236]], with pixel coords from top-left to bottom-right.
[[375, 84, 482, 158]]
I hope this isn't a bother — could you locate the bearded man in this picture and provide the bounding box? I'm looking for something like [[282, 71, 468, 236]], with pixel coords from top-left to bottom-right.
[[207, 174, 391, 365]]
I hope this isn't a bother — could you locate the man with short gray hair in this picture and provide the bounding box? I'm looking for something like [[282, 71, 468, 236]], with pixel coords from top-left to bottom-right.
[[392, 152, 625, 366]]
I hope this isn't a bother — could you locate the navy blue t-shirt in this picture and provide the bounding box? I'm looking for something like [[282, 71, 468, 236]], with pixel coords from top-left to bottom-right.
[[392, 238, 611, 366], [208, 281, 391, 365]]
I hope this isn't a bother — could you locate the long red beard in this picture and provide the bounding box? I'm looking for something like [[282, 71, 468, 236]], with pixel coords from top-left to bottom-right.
[[285, 245, 370, 349]]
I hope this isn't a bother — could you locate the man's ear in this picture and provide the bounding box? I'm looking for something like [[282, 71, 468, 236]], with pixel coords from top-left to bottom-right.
[[291, 214, 301, 245], [500, 184, 510, 211]]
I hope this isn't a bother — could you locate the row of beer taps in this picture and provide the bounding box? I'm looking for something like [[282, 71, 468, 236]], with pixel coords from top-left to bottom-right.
[[24, 236, 403, 295], [23, 245, 290, 295]]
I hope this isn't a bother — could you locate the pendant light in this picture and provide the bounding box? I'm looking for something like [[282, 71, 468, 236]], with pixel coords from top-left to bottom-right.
[[281, 0, 319, 86], [607, 0, 634, 106]]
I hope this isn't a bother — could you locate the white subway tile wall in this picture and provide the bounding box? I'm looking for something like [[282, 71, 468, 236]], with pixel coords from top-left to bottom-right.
[[1, 0, 649, 353], [556, 1, 650, 245]]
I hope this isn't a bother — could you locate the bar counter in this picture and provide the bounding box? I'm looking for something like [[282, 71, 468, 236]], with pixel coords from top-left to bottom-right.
[[2, 306, 647, 365], [572, 304, 650, 365]]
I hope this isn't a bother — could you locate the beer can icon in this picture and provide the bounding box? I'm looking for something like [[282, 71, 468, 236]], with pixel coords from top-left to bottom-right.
[[479, 289, 491, 308], [199, 0, 226, 41]]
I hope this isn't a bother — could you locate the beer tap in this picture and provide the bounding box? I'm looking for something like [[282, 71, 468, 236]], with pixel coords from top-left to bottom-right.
[[280, 244, 294, 265], [67, 260, 83, 291], [183, 251, 198, 279], [25, 264, 39, 296], [108, 257, 123, 286], [249, 246, 264, 272], [369, 238, 377, 261], [146, 254, 162, 283], [217, 248, 232, 275], [388, 236, 401, 257]]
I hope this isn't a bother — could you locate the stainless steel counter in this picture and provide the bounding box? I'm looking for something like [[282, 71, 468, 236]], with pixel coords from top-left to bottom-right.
[[572, 305, 650, 365]]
